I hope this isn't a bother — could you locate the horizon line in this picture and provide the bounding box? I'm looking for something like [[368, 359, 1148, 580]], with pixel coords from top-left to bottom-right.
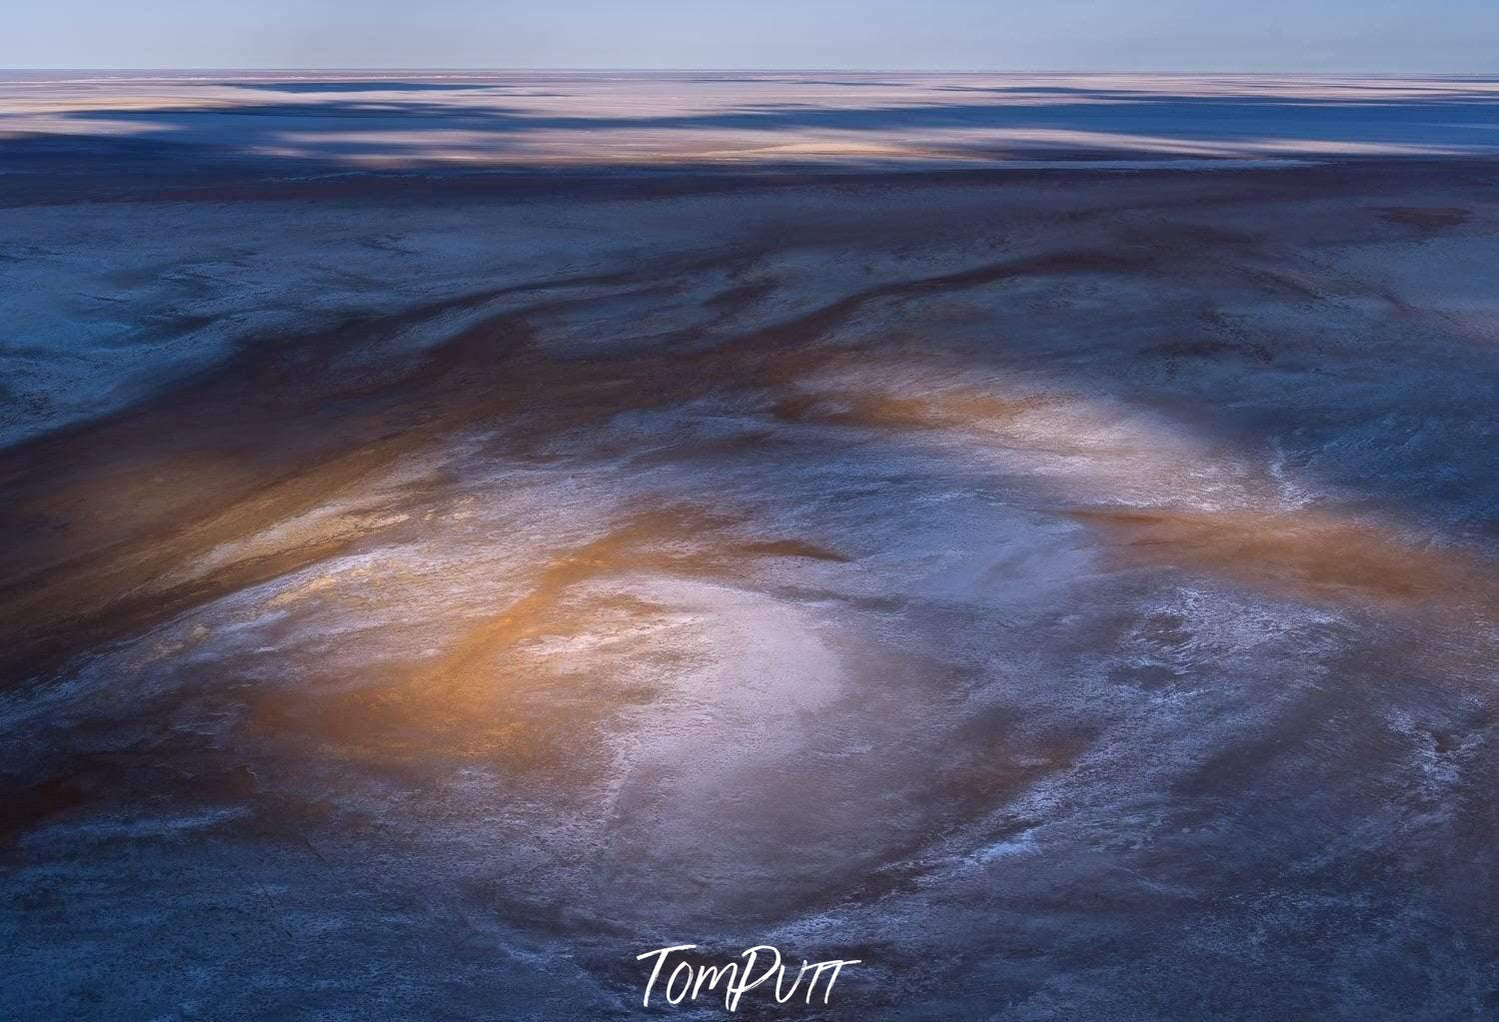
[[4, 66, 1499, 76]]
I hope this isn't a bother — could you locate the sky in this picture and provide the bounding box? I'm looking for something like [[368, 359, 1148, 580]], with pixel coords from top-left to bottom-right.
[[5, 0, 1499, 72]]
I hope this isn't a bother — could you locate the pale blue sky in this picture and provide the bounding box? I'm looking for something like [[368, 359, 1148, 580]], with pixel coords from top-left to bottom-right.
[[7, 0, 1498, 71]]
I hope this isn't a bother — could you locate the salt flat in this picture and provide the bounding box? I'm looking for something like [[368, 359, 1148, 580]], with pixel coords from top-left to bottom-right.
[[1, 73, 1496, 1021], [4, 70, 1499, 169]]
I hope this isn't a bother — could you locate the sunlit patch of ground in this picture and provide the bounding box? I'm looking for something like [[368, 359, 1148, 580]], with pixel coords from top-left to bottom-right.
[[1071, 506, 1490, 603]]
